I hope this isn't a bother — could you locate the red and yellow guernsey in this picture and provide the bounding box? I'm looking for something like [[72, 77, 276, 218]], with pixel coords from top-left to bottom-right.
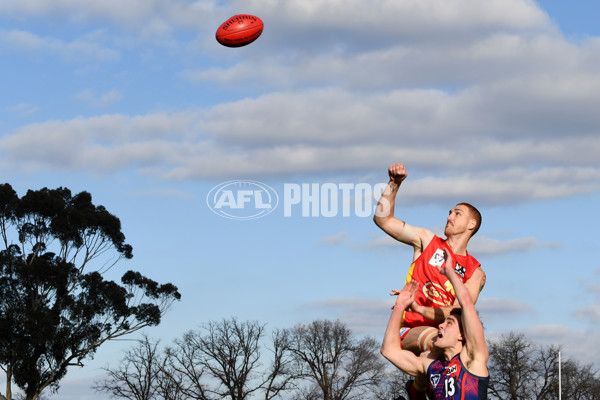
[[402, 235, 480, 328]]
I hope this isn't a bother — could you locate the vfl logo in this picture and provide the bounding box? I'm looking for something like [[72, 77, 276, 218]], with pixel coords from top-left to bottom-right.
[[422, 282, 454, 306], [429, 249, 446, 268], [430, 374, 441, 389], [206, 180, 279, 220]]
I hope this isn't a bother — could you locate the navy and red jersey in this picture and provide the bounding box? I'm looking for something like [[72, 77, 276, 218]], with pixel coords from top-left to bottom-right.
[[428, 353, 489, 399], [402, 235, 480, 328]]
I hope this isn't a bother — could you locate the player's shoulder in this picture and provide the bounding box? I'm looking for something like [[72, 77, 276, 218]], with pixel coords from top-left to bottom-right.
[[418, 228, 436, 246], [397, 223, 435, 251], [466, 266, 486, 290], [477, 268, 487, 291], [472, 266, 486, 282]]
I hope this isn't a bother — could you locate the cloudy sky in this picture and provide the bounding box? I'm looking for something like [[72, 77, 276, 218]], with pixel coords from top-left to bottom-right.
[[2, 0, 600, 398]]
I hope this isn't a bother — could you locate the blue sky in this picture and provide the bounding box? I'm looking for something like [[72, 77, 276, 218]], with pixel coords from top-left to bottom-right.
[[2, 0, 600, 398]]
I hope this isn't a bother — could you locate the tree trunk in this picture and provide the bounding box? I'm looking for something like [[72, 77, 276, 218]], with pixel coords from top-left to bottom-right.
[[25, 390, 42, 400], [5, 363, 12, 400]]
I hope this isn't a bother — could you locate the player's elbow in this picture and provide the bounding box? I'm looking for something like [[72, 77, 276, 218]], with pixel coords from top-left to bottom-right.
[[380, 345, 389, 360], [373, 214, 393, 233], [380, 342, 395, 361], [373, 213, 385, 227]]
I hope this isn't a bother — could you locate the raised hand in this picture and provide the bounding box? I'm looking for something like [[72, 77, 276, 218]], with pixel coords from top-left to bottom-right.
[[388, 163, 408, 185], [390, 279, 419, 310]]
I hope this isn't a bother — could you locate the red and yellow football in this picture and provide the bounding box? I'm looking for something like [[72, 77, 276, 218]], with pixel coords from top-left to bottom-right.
[[216, 14, 264, 48]]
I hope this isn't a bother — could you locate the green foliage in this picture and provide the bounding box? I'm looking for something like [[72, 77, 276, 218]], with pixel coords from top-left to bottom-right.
[[0, 183, 181, 400]]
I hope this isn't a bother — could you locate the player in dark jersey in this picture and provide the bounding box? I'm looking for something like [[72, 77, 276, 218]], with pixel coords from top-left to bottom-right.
[[381, 253, 489, 400], [374, 163, 486, 399]]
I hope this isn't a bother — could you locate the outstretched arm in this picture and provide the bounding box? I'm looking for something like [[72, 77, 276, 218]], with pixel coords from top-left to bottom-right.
[[381, 280, 431, 376], [373, 163, 434, 251], [438, 253, 489, 375]]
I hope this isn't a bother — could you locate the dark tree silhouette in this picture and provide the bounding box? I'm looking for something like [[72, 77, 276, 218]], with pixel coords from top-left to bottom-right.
[[98, 318, 298, 400], [0, 184, 181, 400], [287, 319, 386, 400], [487, 332, 535, 399], [100, 318, 390, 400], [487, 332, 600, 400], [164, 318, 297, 400], [94, 335, 166, 400]]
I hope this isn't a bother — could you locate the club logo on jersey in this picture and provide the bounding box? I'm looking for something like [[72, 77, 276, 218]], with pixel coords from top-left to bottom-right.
[[454, 263, 466, 278], [422, 282, 454, 306], [429, 249, 446, 268], [430, 374, 441, 389]]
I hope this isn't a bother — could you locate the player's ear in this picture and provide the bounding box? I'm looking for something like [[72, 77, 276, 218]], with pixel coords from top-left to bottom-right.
[[468, 217, 476, 231]]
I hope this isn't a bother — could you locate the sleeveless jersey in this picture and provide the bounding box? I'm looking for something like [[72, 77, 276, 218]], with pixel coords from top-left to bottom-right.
[[427, 353, 489, 399], [402, 235, 480, 328]]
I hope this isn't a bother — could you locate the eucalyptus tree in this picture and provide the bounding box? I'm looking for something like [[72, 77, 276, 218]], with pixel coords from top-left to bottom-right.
[[0, 184, 181, 400]]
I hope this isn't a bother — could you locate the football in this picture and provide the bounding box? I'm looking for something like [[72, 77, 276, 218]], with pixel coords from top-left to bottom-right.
[[216, 14, 264, 48]]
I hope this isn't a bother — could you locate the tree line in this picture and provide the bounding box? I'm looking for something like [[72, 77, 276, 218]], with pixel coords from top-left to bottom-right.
[[96, 317, 600, 400]]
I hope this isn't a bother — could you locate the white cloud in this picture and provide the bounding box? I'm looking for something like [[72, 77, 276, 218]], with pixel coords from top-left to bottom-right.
[[573, 304, 600, 323], [0, 0, 599, 208], [468, 236, 561, 255], [2, 104, 598, 203], [74, 89, 123, 107], [9, 103, 40, 116], [477, 297, 535, 314], [124, 188, 193, 199], [585, 283, 600, 294], [401, 168, 600, 204], [0, 29, 119, 62], [2, 0, 549, 35], [364, 235, 402, 249], [366, 234, 560, 255], [0, 112, 197, 173], [248, 0, 551, 45], [573, 276, 600, 324], [319, 231, 349, 246], [189, 32, 584, 91], [303, 297, 392, 335], [0, 0, 219, 34]]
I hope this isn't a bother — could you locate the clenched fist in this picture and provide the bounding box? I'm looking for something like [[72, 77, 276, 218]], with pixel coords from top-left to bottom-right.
[[388, 163, 408, 185]]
